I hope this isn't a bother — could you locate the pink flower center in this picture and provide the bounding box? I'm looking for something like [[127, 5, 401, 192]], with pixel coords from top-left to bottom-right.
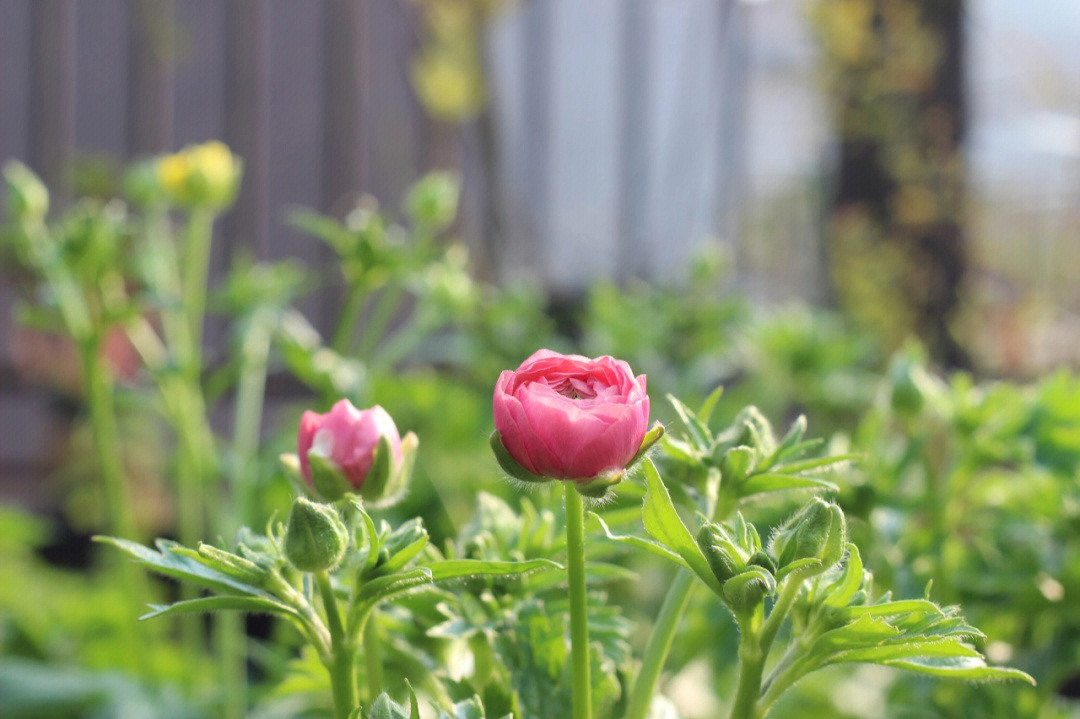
[[548, 376, 616, 402]]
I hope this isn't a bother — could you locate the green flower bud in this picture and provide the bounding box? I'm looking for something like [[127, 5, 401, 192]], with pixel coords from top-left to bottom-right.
[[723, 567, 776, 614], [770, 498, 847, 571], [697, 522, 745, 584], [747, 550, 777, 575], [284, 497, 349, 573]]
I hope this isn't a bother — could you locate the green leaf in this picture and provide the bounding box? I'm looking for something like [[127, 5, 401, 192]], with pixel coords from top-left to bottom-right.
[[140, 595, 305, 624], [837, 599, 943, 621], [772, 454, 859, 475], [641, 459, 723, 595], [739, 473, 839, 497], [355, 567, 434, 608], [697, 385, 724, 427], [366, 692, 413, 719], [666, 394, 710, 449], [423, 558, 561, 583], [823, 543, 863, 608], [883, 656, 1035, 684], [588, 512, 688, 567], [95, 536, 273, 599]]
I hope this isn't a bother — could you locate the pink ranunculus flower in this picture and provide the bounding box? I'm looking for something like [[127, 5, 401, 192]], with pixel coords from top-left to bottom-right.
[[493, 349, 651, 480], [298, 399, 402, 489]]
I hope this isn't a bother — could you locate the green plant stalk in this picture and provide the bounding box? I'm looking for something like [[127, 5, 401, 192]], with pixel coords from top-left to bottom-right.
[[332, 280, 368, 355], [214, 316, 272, 719], [81, 344, 148, 669], [182, 208, 215, 354], [564, 483, 592, 719], [318, 572, 358, 719], [622, 475, 726, 719], [730, 572, 810, 719], [729, 610, 766, 719], [622, 570, 696, 719], [355, 283, 404, 359], [363, 612, 384, 703]]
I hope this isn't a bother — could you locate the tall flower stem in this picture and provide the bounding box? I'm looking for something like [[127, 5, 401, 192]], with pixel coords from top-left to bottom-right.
[[564, 483, 592, 719], [623, 476, 727, 719], [81, 343, 148, 669], [215, 313, 272, 719], [317, 572, 357, 719], [621, 571, 695, 719]]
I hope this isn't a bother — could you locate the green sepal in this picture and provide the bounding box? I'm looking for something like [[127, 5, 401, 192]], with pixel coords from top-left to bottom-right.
[[720, 446, 756, 486], [490, 431, 551, 484], [574, 470, 624, 499], [364, 431, 419, 509], [309, 452, 354, 502], [359, 435, 395, 504], [625, 422, 666, 470], [723, 566, 776, 613]]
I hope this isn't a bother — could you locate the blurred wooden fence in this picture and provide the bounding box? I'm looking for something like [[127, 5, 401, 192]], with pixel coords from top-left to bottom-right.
[[0, 0, 833, 500], [0, 0, 446, 499]]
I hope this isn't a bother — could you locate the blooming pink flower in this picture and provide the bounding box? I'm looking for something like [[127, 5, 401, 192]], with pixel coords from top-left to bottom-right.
[[298, 399, 402, 489], [493, 349, 650, 480]]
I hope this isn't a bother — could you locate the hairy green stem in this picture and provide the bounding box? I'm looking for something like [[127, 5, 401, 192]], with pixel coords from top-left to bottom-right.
[[730, 644, 765, 719], [318, 572, 357, 719], [622, 571, 695, 719], [565, 483, 592, 719], [363, 613, 384, 703]]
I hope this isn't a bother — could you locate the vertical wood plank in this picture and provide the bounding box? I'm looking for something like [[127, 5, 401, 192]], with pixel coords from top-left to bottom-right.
[[127, 0, 176, 154], [76, 0, 128, 157], [28, 0, 77, 202], [268, 0, 325, 328], [617, 0, 650, 281], [173, 0, 225, 146], [225, 0, 271, 258], [0, 0, 31, 165], [322, 0, 371, 213], [521, 0, 552, 279]]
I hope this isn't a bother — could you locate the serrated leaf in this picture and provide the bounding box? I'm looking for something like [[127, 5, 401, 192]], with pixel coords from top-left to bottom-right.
[[95, 536, 273, 599], [828, 639, 982, 665], [355, 567, 434, 607], [883, 656, 1035, 684], [140, 595, 305, 624], [641, 459, 723, 595], [837, 599, 942, 620], [422, 558, 561, 583]]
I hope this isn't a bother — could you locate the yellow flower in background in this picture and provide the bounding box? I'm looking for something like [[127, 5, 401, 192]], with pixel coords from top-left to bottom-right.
[[411, 51, 486, 121], [154, 141, 242, 210], [156, 152, 191, 200]]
